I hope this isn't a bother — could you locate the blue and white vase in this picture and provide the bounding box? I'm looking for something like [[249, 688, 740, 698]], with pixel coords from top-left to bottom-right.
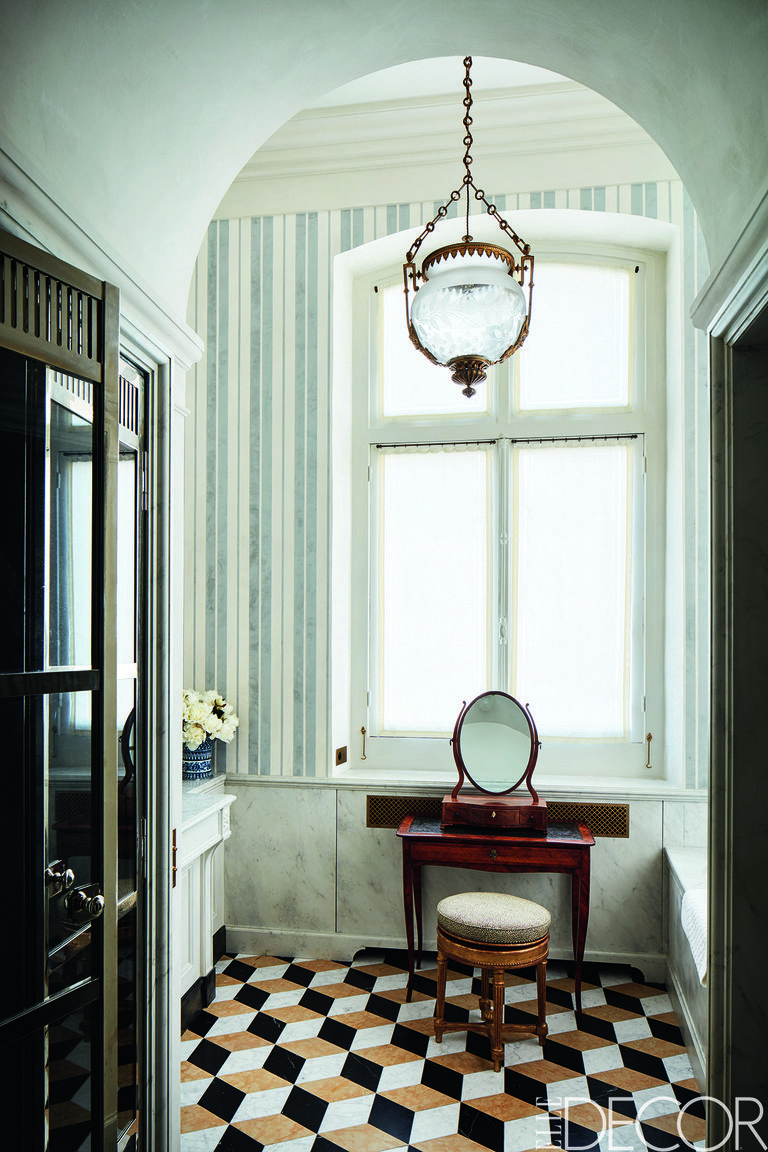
[[182, 737, 213, 780]]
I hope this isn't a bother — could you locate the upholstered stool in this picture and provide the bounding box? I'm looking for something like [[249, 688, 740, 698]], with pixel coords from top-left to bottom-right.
[[433, 891, 550, 1072]]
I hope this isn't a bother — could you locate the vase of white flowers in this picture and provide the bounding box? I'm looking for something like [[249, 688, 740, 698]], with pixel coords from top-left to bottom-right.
[[182, 689, 239, 780]]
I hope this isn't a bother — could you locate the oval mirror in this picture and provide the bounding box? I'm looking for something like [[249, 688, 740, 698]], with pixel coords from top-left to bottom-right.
[[451, 690, 539, 799]]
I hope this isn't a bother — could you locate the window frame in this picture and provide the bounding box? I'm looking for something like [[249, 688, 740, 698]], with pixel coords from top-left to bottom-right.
[[335, 230, 668, 782]]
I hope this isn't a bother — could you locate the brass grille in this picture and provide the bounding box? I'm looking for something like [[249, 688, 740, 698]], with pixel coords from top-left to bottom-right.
[[366, 794, 629, 837]]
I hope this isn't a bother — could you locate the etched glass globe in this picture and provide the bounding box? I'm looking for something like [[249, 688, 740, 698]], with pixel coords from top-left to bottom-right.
[[410, 251, 527, 366]]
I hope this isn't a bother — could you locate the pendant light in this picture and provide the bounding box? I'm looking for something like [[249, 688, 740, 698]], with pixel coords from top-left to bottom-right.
[[403, 57, 534, 397]]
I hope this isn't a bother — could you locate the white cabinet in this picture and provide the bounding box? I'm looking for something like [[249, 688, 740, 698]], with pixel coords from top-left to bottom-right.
[[179, 778, 235, 995]]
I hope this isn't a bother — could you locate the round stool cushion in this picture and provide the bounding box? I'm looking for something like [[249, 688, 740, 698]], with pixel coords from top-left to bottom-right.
[[437, 891, 551, 945]]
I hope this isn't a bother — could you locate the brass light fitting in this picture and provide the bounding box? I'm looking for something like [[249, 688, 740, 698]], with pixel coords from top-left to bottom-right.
[[403, 57, 534, 397]]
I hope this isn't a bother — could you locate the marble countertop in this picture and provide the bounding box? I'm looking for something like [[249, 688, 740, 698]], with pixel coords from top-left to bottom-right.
[[182, 774, 235, 831], [665, 844, 707, 891]]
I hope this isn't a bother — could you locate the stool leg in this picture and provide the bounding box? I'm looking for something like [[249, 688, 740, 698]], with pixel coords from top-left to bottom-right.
[[536, 959, 548, 1046], [480, 966, 492, 1021], [434, 950, 447, 1043], [491, 969, 505, 1072]]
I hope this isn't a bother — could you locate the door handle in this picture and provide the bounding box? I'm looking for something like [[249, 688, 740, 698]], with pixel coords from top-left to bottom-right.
[[44, 860, 76, 898], [64, 882, 105, 925]]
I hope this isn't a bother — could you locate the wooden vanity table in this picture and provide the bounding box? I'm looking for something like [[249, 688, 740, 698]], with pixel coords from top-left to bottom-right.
[[397, 814, 595, 1013]]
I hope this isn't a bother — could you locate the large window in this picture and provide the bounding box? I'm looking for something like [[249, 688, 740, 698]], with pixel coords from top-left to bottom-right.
[[344, 246, 665, 778]]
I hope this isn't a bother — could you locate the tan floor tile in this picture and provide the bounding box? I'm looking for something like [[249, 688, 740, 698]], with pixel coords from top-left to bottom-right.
[[611, 981, 666, 999], [676, 1076, 702, 1092], [583, 1004, 640, 1023], [233, 1114, 313, 1143], [266, 1005, 324, 1024], [550, 1029, 615, 1051], [376, 987, 432, 1004], [180, 1029, 202, 1042], [221, 1068, 292, 1093], [354, 963, 408, 979], [555, 1101, 633, 1133], [413, 1136, 492, 1152], [215, 973, 243, 987], [430, 1052, 494, 1075], [282, 1037, 345, 1059], [399, 1016, 437, 1035], [647, 1010, 679, 1024], [465, 1094, 543, 1121], [213, 1031, 271, 1052], [235, 955, 285, 968], [302, 1076, 375, 1103], [295, 958, 346, 972], [595, 1066, 668, 1092], [314, 981, 371, 1000], [180, 1060, 213, 1082], [623, 1036, 686, 1058], [514, 1058, 584, 1083], [248, 978, 305, 995], [644, 1110, 706, 1144], [332, 1010, 395, 1030], [205, 999, 255, 1018], [356, 1044, 424, 1067], [382, 1084, 454, 1111], [547, 977, 599, 993], [180, 1104, 226, 1133], [323, 1123, 408, 1151]]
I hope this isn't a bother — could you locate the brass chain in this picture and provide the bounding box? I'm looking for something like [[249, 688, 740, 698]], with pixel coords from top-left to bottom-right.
[[405, 56, 531, 270]]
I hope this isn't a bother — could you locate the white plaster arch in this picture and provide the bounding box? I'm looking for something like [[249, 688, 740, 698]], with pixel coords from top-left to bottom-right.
[[0, 0, 766, 311]]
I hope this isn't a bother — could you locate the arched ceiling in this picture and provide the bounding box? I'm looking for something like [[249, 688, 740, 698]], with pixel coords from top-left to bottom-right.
[[0, 0, 766, 313]]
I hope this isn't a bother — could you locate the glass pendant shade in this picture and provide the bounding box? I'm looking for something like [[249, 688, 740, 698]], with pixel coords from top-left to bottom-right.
[[410, 250, 527, 366]]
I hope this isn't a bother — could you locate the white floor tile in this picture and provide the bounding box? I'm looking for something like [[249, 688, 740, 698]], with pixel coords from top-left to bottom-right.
[[328, 994, 369, 1017], [504, 1112, 553, 1152], [278, 1017, 324, 1043], [264, 1137, 315, 1152], [217, 1046, 270, 1074], [295, 1052, 349, 1083], [642, 992, 673, 1015], [205, 1012, 257, 1037], [461, 1068, 507, 1100], [580, 987, 608, 1008], [230, 1084, 292, 1122], [350, 1023, 395, 1050], [409, 1101, 461, 1143], [545, 1075, 590, 1110], [318, 1092, 376, 1132], [612, 1017, 653, 1043], [631, 1085, 680, 1119], [581, 1044, 623, 1076], [663, 1052, 694, 1082], [376, 1059, 425, 1092], [179, 1078, 211, 1107], [544, 1010, 578, 1035], [180, 1128, 227, 1152]]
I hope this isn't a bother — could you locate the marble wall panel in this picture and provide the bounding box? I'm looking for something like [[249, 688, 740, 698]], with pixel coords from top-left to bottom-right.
[[335, 789, 405, 938], [224, 783, 336, 932], [662, 799, 708, 847]]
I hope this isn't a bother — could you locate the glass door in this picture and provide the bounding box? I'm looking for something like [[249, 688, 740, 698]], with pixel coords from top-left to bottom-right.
[[0, 343, 140, 1149]]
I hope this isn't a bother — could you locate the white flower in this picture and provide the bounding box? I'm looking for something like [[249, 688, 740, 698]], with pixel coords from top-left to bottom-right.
[[182, 688, 240, 749]]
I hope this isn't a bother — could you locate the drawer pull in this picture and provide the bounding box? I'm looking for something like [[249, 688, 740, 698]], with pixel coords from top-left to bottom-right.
[[489, 848, 497, 861], [491, 809, 497, 818]]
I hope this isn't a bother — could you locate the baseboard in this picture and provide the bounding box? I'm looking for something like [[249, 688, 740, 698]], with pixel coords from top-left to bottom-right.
[[212, 925, 227, 963], [666, 960, 707, 1091], [224, 925, 666, 982], [180, 967, 216, 1034]]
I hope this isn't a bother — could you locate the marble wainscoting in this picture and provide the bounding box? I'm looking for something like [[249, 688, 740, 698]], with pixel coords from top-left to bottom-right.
[[223, 781, 707, 983]]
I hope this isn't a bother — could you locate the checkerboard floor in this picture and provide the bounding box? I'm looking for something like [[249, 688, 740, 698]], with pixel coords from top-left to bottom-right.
[[180, 950, 705, 1151]]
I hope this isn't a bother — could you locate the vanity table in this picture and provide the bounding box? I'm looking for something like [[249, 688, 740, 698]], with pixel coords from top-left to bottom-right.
[[397, 815, 595, 1012], [396, 689, 594, 1012]]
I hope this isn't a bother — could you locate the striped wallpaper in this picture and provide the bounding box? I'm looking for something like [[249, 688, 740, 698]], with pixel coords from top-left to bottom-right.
[[185, 181, 710, 785]]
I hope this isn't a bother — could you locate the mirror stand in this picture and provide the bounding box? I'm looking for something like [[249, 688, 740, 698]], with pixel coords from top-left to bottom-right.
[[442, 692, 548, 833]]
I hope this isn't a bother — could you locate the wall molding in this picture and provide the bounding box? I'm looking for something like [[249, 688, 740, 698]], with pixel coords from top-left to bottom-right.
[[691, 188, 768, 341]]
